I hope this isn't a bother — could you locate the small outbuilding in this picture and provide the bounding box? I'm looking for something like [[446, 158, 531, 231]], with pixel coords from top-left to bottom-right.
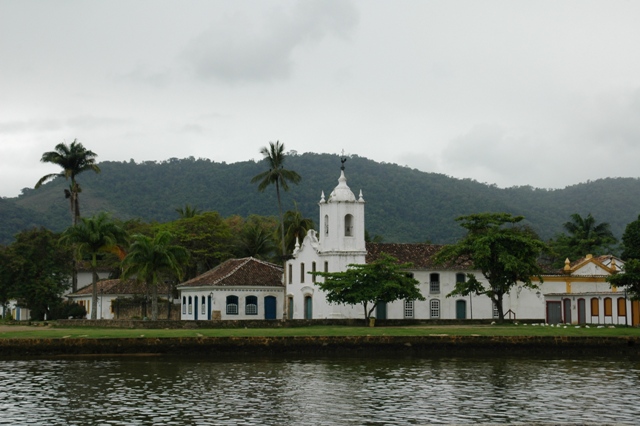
[[177, 257, 284, 321]]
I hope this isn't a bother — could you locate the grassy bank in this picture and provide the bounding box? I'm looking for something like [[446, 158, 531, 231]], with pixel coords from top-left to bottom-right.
[[1, 322, 639, 339]]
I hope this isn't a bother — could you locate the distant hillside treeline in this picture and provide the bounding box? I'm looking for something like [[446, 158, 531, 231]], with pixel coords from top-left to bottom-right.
[[2, 152, 640, 246]]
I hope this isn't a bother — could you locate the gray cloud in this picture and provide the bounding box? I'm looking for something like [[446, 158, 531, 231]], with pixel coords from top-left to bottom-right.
[[182, 0, 358, 82]]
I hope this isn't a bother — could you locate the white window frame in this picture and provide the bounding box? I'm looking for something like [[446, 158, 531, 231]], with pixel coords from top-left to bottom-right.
[[430, 299, 440, 319], [404, 300, 414, 319]]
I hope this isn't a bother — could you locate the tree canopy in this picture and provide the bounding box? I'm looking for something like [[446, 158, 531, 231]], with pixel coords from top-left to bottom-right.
[[60, 212, 128, 319], [434, 213, 547, 321], [310, 253, 424, 323], [549, 213, 617, 266], [35, 139, 101, 226], [621, 214, 640, 261], [607, 259, 640, 300], [122, 231, 189, 321], [250, 141, 301, 259], [281, 203, 315, 254], [3, 228, 73, 320]]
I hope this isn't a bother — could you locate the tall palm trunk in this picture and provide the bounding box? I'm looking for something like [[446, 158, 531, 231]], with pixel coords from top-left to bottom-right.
[[70, 180, 80, 292], [151, 284, 158, 321], [276, 180, 286, 258], [275, 180, 288, 320]]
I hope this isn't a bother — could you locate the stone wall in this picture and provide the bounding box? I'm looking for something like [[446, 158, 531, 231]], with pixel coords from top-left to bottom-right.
[[0, 335, 638, 357], [56, 318, 538, 329]]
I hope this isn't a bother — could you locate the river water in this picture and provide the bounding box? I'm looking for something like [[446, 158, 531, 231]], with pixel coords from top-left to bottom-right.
[[0, 353, 638, 425]]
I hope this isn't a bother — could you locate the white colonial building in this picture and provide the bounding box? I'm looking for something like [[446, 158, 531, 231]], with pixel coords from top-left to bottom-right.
[[285, 164, 639, 325], [178, 257, 284, 321]]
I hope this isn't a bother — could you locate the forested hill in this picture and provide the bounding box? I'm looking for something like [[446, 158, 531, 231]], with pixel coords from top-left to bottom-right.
[[2, 153, 640, 245]]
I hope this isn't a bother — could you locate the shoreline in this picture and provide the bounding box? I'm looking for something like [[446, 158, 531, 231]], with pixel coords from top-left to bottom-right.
[[0, 335, 638, 357]]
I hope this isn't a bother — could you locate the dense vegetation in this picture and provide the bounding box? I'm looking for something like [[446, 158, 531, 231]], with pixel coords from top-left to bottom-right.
[[3, 152, 640, 246]]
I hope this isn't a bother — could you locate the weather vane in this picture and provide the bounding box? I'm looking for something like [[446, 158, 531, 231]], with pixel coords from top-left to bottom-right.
[[340, 149, 348, 171]]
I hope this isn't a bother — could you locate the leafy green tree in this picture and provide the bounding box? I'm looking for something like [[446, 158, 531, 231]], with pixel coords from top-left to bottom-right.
[[35, 139, 101, 226], [250, 141, 301, 260], [60, 212, 128, 320], [159, 212, 234, 279], [35, 140, 101, 293], [175, 204, 201, 219], [4, 228, 73, 320], [621, 214, 640, 260], [311, 253, 424, 323], [550, 213, 617, 265], [122, 231, 189, 320], [434, 213, 547, 321], [0, 245, 14, 318], [281, 202, 315, 254], [607, 259, 640, 299]]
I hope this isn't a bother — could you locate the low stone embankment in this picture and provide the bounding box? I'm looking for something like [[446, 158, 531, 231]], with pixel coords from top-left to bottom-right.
[[54, 318, 531, 329], [0, 335, 637, 357]]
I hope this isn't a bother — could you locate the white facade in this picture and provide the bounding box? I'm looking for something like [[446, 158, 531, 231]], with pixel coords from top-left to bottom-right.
[[287, 169, 367, 319], [179, 287, 284, 321], [285, 166, 638, 325], [178, 257, 285, 321]]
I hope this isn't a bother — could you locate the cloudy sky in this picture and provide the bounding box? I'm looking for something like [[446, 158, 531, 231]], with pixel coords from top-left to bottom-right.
[[2, 0, 640, 198]]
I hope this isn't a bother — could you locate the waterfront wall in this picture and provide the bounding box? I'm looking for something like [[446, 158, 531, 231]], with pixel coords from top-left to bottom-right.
[[54, 318, 543, 329], [0, 335, 638, 357]]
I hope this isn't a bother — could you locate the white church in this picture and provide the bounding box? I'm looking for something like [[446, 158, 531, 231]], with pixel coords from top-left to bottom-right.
[[284, 162, 639, 325], [177, 160, 639, 326]]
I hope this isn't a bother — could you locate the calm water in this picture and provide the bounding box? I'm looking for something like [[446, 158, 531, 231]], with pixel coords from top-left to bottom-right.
[[0, 353, 639, 425]]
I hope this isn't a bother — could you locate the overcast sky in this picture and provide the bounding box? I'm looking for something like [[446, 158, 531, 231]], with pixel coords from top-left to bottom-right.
[[2, 0, 640, 198]]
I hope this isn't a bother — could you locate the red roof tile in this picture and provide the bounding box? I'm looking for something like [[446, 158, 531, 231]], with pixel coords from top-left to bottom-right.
[[366, 242, 473, 270], [178, 257, 284, 288]]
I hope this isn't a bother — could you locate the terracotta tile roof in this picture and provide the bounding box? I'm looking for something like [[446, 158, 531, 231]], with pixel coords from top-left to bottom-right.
[[177, 257, 284, 288], [366, 243, 473, 270], [69, 279, 172, 296]]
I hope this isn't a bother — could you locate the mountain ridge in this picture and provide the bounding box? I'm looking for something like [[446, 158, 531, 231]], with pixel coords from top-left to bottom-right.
[[1, 152, 639, 246]]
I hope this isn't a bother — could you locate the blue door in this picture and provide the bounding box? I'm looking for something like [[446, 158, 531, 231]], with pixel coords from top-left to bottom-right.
[[376, 302, 387, 320], [264, 296, 277, 320], [456, 300, 466, 319], [304, 296, 313, 319], [207, 295, 212, 320], [194, 296, 198, 320]]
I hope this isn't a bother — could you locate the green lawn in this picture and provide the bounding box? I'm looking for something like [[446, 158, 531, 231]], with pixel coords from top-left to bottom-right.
[[0, 323, 638, 339]]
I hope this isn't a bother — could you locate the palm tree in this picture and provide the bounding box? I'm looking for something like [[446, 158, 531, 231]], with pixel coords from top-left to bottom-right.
[[281, 202, 315, 254], [239, 222, 277, 261], [175, 204, 201, 218], [35, 140, 101, 226], [550, 213, 617, 265], [60, 212, 127, 320], [122, 231, 189, 321], [250, 141, 301, 260], [563, 213, 616, 253]]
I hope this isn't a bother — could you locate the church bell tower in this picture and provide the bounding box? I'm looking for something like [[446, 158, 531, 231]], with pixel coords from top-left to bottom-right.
[[318, 156, 366, 256]]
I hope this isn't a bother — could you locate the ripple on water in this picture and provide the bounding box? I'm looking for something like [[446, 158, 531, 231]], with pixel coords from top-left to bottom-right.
[[0, 355, 639, 425]]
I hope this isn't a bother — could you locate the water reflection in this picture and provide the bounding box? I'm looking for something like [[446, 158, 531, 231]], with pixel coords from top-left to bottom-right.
[[0, 354, 638, 425]]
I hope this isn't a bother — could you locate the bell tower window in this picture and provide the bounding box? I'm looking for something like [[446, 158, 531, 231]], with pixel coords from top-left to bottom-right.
[[324, 215, 329, 236], [344, 214, 353, 237]]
